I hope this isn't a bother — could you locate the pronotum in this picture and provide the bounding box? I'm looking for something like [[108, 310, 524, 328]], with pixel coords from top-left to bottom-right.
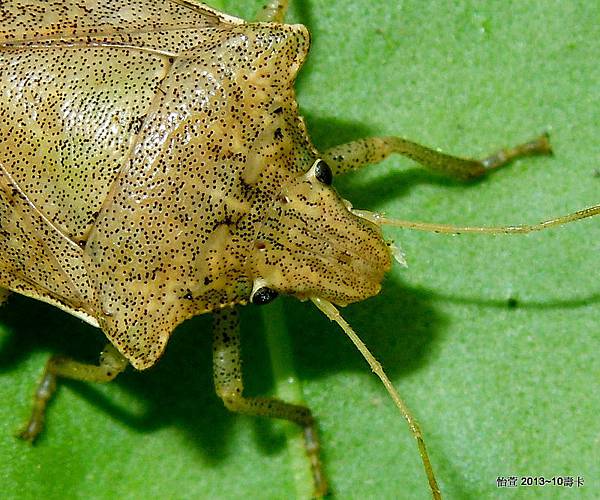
[[1, 0, 598, 498]]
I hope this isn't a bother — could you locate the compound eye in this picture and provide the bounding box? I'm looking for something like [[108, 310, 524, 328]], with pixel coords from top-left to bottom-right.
[[251, 287, 279, 305], [314, 159, 333, 185]]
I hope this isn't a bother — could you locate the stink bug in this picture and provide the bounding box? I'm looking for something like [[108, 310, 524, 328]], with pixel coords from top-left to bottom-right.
[[1, 0, 599, 499]]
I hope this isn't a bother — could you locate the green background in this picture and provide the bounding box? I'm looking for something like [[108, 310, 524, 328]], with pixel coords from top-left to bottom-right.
[[1, 0, 598, 498]]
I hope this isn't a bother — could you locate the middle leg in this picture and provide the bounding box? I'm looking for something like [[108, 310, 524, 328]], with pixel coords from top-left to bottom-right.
[[254, 0, 289, 23]]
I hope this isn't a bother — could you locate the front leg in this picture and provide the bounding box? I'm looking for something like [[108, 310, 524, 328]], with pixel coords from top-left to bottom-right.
[[323, 134, 551, 180], [212, 306, 327, 497]]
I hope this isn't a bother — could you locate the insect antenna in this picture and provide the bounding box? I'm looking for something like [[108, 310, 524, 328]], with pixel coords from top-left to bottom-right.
[[311, 297, 442, 500], [353, 204, 600, 235]]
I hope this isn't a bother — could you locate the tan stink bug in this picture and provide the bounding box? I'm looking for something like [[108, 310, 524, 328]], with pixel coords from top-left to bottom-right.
[[1, 0, 599, 498]]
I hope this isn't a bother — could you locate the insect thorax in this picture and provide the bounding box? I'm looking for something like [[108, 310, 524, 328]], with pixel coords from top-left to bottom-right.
[[84, 24, 323, 367]]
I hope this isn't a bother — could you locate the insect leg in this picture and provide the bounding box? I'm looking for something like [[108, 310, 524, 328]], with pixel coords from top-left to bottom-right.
[[254, 0, 289, 23], [19, 343, 127, 442], [322, 134, 551, 180], [212, 306, 327, 496]]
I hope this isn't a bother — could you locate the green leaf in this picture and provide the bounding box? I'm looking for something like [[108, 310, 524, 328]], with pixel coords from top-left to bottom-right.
[[1, 1, 598, 498]]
